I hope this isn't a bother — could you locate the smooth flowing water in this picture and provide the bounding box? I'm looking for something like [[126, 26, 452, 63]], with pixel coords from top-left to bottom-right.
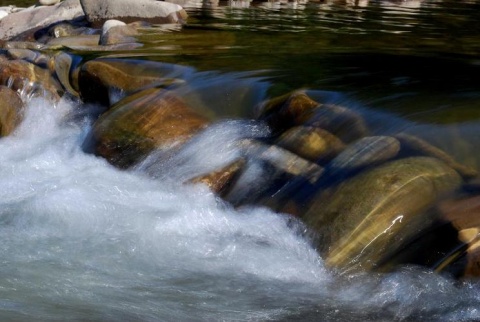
[[2, 0, 480, 321]]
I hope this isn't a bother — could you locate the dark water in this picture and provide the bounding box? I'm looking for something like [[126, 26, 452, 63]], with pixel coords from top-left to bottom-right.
[[133, 0, 480, 123], [3, 1, 480, 321]]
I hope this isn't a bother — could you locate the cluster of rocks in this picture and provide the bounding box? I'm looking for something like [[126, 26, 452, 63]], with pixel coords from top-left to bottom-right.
[[0, 0, 186, 41], [0, 0, 479, 279]]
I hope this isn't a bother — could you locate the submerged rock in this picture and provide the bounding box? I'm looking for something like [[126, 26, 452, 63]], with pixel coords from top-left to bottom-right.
[[256, 90, 319, 133], [303, 103, 369, 143], [302, 157, 462, 273], [188, 158, 246, 196], [83, 87, 209, 168], [396, 132, 478, 179], [80, 0, 188, 28], [78, 58, 186, 105], [327, 135, 400, 176], [276, 126, 345, 163], [0, 85, 24, 136], [257, 90, 369, 143], [238, 139, 325, 184]]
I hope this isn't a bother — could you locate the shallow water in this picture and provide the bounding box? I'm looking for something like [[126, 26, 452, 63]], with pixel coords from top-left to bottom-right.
[[2, 0, 480, 321]]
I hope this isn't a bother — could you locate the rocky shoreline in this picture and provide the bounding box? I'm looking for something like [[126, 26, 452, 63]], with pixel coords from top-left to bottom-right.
[[1, 0, 480, 279]]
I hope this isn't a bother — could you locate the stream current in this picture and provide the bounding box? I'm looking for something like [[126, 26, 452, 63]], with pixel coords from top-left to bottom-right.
[[0, 94, 478, 321], [2, 0, 480, 321]]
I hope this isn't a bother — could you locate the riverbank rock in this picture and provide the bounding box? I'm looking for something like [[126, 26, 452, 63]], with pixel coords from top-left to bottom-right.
[[80, 0, 188, 28], [0, 85, 24, 136], [302, 157, 462, 273], [0, 0, 84, 40], [83, 87, 209, 168]]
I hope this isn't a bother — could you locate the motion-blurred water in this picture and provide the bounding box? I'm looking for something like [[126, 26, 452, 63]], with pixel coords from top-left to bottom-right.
[[0, 94, 479, 321]]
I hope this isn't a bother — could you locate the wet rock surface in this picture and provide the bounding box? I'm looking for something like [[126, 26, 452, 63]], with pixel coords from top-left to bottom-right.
[[302, 157, 462, 272], [83, 87, 209, 168]]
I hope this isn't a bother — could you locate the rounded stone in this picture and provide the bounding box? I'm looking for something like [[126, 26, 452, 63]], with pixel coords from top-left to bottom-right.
[[78, 58, 187, 106], [83, 87, 209, 168], [302, 157, 463, 272], [327, 135, 400, 174], [276, 126, 345, 163], [255, 90, 320, 133]]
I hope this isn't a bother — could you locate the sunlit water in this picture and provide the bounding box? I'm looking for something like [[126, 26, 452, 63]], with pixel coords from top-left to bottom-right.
[[0, 94, 479, 321]]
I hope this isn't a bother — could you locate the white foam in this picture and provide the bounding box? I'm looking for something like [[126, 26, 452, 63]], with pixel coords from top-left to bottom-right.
[[0, 97, 329, 320], [0, 97, 479, 321]]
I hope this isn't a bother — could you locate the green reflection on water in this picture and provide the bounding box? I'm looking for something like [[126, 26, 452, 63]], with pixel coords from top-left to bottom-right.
[[127, 1, 480, 123], [0, 0, 35, 6]]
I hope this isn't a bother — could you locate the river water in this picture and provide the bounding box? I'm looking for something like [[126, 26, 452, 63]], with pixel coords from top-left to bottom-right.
[[2, 0, 480, 321]]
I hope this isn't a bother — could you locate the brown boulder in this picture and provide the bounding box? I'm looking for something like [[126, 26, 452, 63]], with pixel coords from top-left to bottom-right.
[[302, 157, 462, 272], [0, 85, 24, 136], [84, 87, 209, 168]]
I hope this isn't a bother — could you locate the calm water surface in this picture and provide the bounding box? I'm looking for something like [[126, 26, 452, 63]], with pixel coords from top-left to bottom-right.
[[2, 1, 480, 321]]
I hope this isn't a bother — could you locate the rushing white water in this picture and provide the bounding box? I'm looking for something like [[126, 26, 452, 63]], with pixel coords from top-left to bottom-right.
[[1, 97, 480, 321]]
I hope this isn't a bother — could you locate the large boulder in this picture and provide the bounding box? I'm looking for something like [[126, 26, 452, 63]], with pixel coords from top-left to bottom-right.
[[83, 87, 209, 168], [80, 0, 188, 28], [301, 157, 463, 272], [0, 0, 84, 40]]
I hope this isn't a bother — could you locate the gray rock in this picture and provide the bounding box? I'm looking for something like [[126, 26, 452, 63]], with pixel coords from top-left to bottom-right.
[[102, 20, 126, 34], [99, 20, 139, 46], [39, 0, 61, 5], [0, 0, 84, 40], [80, 0, 188, 28], [0, 10, 9, 20]]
